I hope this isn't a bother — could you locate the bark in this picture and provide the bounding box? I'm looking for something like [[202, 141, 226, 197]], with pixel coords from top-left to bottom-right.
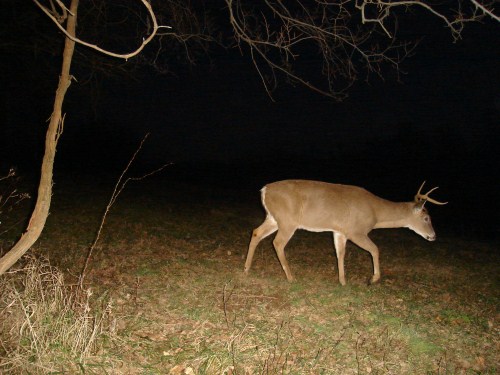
[[0, 0, 79, 276]]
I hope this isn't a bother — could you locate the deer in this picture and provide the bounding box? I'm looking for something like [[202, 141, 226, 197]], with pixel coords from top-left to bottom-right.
[[244, 180, 447, 285]]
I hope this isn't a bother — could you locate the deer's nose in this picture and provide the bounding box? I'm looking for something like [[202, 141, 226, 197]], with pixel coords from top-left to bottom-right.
[[426, 234, 436, 241]]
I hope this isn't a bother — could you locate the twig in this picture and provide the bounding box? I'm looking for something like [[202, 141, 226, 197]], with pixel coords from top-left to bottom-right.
[[78, 133, 172, 288], [355, 333, 365, 374], [222, 280, 234, 329], [134, 275, 140, 308]]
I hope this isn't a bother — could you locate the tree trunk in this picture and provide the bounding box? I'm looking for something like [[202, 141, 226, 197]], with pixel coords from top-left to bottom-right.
[[0, 0, 79, 276]]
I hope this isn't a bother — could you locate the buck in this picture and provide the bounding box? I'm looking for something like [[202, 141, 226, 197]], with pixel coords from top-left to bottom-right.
[[244, 180, 447, 285]]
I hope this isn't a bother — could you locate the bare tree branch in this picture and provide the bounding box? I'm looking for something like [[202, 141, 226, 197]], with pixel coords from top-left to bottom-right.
[[355, 0, 486, 41], [33, 0, 168, 60], [225, 0, 492, 100], [470, 0, 500, 22]]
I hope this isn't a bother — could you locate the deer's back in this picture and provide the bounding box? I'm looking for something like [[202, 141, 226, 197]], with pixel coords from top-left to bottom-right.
[[262, 180, 380, 233]]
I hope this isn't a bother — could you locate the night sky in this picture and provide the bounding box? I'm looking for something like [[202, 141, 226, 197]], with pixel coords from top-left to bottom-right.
[[0, 2, 499, 239]]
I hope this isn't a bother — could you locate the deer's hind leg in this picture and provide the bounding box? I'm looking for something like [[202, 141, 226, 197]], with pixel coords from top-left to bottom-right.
[[244, 216, 278, 274], [272, 225, 296, 282]]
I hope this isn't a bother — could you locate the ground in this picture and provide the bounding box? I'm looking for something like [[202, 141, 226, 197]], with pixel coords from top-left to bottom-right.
[[0, 176, 498, 374]]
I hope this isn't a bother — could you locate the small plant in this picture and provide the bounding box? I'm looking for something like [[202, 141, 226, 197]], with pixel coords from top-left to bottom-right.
[[0, 168, 30, 237]]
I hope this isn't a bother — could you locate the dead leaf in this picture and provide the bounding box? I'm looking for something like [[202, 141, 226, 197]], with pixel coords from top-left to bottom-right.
[[474, 356, 486, 371], [169, 365, 195, 375], [169, 365, 185, 375]]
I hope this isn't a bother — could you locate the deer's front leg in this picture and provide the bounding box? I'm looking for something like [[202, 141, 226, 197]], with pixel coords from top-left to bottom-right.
[[333, 232, 347, 286], [350, 234, 380, 284]]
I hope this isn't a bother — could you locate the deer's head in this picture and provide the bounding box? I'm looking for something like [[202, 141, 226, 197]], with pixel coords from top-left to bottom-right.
[[408, 181, 448, 241]]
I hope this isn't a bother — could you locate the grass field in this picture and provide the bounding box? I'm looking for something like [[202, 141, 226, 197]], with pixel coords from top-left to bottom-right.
[[1, 176, 498, 374]]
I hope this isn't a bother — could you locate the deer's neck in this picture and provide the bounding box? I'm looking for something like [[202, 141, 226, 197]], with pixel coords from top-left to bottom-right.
[[373, 201, 414, 229]]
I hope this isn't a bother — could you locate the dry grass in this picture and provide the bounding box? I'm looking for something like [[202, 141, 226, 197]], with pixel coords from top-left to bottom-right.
[[0, 178, 498, 374], [0, 255, 114, 373]]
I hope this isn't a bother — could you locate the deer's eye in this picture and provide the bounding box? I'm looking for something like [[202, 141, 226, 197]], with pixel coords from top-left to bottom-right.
[[424, 216, 430, 223]]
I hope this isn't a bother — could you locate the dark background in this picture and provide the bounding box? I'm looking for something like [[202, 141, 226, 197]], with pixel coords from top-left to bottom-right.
[[0, 2, 498, 239]]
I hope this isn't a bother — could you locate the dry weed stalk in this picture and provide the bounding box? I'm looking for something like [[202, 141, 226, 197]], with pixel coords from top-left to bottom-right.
[[79, 133, 172, 287], [0, 255, 113, 373]]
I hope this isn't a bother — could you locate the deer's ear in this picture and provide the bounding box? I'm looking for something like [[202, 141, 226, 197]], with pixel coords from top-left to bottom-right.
[[414, 199, 426, 213]]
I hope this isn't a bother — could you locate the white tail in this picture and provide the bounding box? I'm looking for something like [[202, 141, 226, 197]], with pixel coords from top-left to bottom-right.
[[245, 180, 447, 285]]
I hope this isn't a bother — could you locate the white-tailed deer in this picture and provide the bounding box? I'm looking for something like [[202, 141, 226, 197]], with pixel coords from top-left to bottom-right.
[[245, 180, 447, 285]]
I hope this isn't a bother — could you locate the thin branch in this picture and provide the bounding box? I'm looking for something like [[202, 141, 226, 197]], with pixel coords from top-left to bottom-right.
[[470, 0, 500, 22]]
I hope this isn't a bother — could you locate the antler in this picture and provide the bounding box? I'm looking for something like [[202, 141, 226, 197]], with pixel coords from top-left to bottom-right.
[[415, 181, 448, 205]]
